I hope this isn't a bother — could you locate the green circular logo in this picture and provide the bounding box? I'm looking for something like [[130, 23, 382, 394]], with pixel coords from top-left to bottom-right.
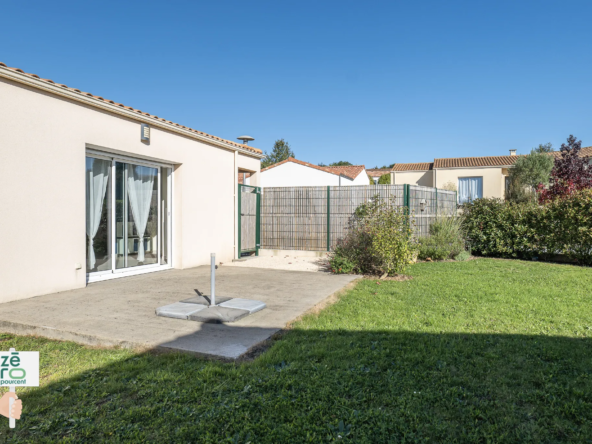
[[9, 368, 26, 379]]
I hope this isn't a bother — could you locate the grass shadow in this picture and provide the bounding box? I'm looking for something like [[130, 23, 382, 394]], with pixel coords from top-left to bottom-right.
[[1, 327, 592, 443]]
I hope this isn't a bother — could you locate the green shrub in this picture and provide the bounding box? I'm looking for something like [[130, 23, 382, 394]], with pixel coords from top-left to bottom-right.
[[329, 197, 417, 275], [328, 255, 356, 274], [454, 250, 471, 261], [461, 190, 592, 265], [417, 216, 466, 260]]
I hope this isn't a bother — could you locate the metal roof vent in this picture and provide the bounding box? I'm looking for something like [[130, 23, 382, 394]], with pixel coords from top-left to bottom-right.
[[237, 135, 254, 145], [141, 124, 150, 142]]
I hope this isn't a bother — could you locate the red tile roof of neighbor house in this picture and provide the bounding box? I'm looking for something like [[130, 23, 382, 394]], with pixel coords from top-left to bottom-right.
[[0, 62, 263, 155], [261, 157, 365, 180], [434, 156, 519, 168], [392, 162, 434, 172], [366, 168, 391, 177], [391, 147, 592, 171], [323, 165, 366, 179]]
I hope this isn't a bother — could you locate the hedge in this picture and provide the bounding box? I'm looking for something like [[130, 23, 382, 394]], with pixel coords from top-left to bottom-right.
[[461, 190, 592, 265]]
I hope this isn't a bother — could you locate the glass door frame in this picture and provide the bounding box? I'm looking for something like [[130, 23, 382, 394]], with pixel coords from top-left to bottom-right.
[[86, 149, 173, 282]]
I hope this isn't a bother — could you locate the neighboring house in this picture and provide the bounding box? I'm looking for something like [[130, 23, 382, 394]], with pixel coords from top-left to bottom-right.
[[260, 157, 368, 187], [0, 62, 264, 303], [391, 148, 592, 203], [366, 168, 391, 184]]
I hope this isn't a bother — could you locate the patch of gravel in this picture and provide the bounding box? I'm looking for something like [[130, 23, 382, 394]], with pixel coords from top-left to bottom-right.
[[222, 255, 331, 273]]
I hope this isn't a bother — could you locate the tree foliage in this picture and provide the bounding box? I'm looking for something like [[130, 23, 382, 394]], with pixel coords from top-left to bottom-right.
[[441, 181, 457, 192], [261, 139, 295, 168], [539, 135, 592, 203], [377, 173, 391, 184], [506, 143, 554, 203], [328, 161, 353, 166]]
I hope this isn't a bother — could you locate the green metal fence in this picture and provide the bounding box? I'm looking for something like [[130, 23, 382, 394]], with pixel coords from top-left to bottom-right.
[[260, 184, 456, 252], [238, 184, 261, 256]]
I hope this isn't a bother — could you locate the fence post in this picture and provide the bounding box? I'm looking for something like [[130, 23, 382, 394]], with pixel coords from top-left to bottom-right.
[[326, 186, 331, 251], [237, 184, 242, 258], [256, 187, 261, 256], [435, 187, 438, 217]]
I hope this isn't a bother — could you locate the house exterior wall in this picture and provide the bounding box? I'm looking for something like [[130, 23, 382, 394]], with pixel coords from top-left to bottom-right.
[[435, 167, 508, 199], [0, 78, 261, 303], [351, 170, 370, 185], [237, 154, 261, 186], [261, 162, 347, 187], [392, 170, 434, 187]]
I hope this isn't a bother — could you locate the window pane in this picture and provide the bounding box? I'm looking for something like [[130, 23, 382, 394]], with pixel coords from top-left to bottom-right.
[[458, 177, 483, 204], [115, 163, 159, 268], [86, 157, 112, 273]]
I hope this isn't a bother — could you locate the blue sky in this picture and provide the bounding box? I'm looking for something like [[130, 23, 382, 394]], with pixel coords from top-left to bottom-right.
[[2, 0, 592, 167]]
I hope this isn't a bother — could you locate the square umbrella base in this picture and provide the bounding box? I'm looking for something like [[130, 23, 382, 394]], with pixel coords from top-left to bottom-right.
[[187, 306, 250, 323]]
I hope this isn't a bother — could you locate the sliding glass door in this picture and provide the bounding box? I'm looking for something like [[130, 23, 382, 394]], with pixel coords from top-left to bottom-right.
[[85, 153, 172, 279], [86, 157, 112, 273]]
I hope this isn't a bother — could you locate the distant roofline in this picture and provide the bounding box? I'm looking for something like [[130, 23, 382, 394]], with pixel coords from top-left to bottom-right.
[[261, 157, 365, 180], [390, 148, 592, 170]]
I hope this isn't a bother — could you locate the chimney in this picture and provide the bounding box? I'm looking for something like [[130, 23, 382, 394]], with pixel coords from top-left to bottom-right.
[[509, 149, 517, 156], [237, 135, 255, 146]]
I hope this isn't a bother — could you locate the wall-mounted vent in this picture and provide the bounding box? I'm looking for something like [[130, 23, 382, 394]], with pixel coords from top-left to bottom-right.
[[141, 124, 150, 142]]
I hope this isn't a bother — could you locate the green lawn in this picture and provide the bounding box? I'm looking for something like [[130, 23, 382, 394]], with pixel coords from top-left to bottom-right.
[[2, 259, 592, 443]]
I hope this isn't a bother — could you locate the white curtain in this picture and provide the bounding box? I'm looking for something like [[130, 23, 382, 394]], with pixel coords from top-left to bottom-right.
[[86, 158, 111, 270], [127, 165, 156, 262], [458, 177, 483, 204]]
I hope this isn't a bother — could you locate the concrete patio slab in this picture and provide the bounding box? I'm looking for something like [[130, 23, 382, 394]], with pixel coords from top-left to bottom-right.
[[0, 266, 358, 360], [219, 298, 266, 314], [155, 302, 206, 319]]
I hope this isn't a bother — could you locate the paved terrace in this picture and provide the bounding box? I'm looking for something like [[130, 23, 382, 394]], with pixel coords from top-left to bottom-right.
[[0, 266, 357, 360]]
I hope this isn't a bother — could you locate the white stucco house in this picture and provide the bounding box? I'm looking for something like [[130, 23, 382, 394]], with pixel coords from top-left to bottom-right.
[[0, 62, 264, 303], [260, 157, 368, 187]]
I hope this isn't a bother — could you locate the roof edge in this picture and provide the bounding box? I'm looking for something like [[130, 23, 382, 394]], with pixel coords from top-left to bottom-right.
[[0, 64, 265, 159], [261, 157, 357, 178]]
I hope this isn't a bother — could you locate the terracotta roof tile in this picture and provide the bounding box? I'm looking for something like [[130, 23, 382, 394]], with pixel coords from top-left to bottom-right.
[[434, 156, 518, 168], [323, 165, 366, 179], [392, 162, 434, 171], [550, 146, 592, 158], [366, 168, 391, 177], [0, 61, 262, 155]]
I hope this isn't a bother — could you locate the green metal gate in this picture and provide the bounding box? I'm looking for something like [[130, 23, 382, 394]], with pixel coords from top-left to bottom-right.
[[238, 184, 261, 257]]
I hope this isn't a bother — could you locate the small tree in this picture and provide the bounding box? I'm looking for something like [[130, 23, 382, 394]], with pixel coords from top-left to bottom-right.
[[441, 181, 457, 192], [377, 173, 391, 184], [507, 143, 554, 203], [368, 174, 375, 185], [539, 135, 592, 202], [261, 139, 295, 168]]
